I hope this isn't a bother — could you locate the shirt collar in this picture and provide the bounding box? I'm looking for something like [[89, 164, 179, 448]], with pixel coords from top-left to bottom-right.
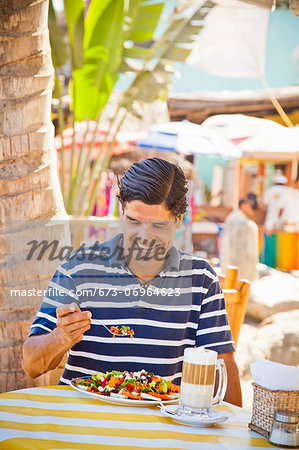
[[162, 245, 181, 272], [105, 233, 127, 269], [105, 233, 180, 273]]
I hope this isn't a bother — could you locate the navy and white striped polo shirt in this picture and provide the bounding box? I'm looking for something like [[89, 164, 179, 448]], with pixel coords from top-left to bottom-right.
[[29, 233, 235, 385]]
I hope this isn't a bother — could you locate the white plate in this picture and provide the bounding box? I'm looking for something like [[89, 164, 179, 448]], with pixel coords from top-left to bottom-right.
[[160, 404, 231, 427], [71, 380, 179, 407]]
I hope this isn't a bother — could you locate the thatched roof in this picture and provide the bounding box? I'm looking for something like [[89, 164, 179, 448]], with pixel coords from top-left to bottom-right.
[[168, 86, 299, 124]]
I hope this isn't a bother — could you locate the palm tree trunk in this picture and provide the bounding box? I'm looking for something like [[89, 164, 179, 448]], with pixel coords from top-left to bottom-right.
[[0, 0, 67, 392]]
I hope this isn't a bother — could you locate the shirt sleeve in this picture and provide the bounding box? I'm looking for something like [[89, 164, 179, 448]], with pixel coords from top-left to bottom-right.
[[29, 264, 79, 337], [195, 262, 235, 354]]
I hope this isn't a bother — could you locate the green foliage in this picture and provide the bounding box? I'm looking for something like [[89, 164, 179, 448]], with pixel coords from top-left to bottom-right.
[[63, 0, 85, 70], [48, 0, 67, 69], [121, 2, 212, 112], [125, 1, 164, 41], [49, 0, 165, 121], [73, 0, 124, 121]]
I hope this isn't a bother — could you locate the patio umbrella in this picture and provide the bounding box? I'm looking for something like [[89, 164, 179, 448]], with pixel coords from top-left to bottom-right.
[[238, 126, 299, 160], [202, 114, 284, 144], [135, 120, 242, 159]]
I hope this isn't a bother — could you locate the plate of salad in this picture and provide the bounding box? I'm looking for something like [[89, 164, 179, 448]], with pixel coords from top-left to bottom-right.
[[71, 369, 180, 406]]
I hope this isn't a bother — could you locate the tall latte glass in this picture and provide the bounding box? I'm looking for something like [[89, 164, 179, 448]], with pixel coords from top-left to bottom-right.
[[179, 348, 227, 416]]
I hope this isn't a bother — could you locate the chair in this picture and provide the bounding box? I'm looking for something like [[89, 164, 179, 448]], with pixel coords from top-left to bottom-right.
[[218, 265, 250, 348]]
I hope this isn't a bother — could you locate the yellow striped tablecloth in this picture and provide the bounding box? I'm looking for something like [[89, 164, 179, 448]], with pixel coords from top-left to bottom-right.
[[0, 385, 272, 449]]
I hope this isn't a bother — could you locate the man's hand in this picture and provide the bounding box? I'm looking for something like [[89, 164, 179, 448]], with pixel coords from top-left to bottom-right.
[[56, 303, 92, 346], [22, 303, 92, 379]]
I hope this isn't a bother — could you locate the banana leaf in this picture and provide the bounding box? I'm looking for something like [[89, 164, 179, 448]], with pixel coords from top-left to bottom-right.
[[63, 0, 85, 70], [125, 1, 165, 41], [73, 0, 124, 121], [48, 0, 68, 69]]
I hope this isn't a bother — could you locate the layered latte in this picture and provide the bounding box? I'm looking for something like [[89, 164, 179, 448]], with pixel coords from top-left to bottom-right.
[[180, 348, 217, 409]]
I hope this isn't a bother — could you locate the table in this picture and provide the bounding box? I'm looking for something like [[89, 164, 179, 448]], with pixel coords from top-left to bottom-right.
[[0, 385, 273, 449]]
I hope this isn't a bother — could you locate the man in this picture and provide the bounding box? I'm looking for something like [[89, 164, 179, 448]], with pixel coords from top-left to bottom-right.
[[22, 158, 242, 406], [263, 174, 288, 232], [220, 194, 259, 282]]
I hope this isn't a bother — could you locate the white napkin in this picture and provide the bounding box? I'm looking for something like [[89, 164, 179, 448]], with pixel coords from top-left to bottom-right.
[[250, 359, 299, 391]]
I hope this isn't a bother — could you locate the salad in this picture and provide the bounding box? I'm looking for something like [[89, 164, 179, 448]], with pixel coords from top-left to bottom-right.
[[71, 369, 180, 401], [110, 326, 134, 338]]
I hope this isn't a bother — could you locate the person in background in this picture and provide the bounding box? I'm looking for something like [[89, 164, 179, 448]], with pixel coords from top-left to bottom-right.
[[263, 175, 288, 233], [280, 176, 299, 231], [220, 194, 259, 282]]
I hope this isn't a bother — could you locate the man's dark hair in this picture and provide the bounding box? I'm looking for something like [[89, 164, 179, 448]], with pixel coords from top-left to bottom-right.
[[117, 157, 189, 218], [246, 192, 258, 210]]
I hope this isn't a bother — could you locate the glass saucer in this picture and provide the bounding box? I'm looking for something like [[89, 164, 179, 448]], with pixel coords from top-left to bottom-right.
[[160, 404, 231, 427]]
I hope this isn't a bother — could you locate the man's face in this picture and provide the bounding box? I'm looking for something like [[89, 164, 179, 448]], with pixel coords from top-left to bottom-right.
[[121, 200, 182, 268]]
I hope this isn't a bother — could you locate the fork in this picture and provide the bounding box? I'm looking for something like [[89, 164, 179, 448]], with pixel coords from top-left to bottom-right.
[[91, 319, 130, 337]]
